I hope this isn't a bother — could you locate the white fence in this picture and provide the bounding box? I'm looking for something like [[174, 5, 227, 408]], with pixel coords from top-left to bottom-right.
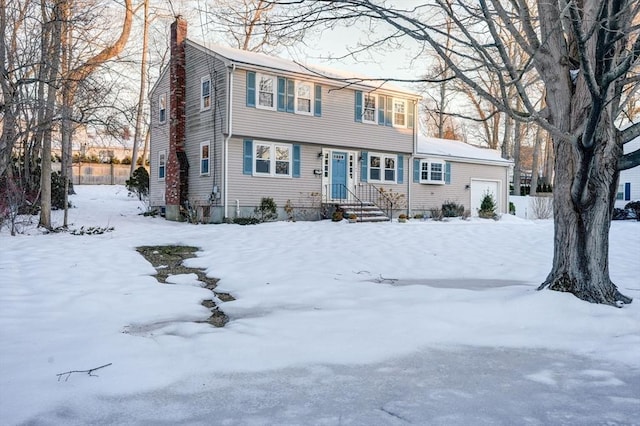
[[509, 195, 554, 219]]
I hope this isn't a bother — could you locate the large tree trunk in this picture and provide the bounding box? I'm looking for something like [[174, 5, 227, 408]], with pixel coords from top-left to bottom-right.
[[541, 124, 629, 305], [538, 41, 631, 304]]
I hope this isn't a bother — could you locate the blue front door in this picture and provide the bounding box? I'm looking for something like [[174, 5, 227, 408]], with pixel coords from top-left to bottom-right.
[[331, 152, 347, 199]]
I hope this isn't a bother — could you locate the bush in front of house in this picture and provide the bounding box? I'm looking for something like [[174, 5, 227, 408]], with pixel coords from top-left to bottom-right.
[[441, 201, 464, 217], [125, 166, 149, 201], [255, 197, 278, 222], [625, 201, 640, 221]]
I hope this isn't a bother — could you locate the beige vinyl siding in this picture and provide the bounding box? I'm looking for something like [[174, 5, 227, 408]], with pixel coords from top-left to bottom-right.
[[149, 70, 170, 207], [227, 137, 322, 209], [232, 70, 414, 154], [227, 138, 409, 216], [410, 161, 509, 214], [183, 45, 228, 206], [229, 138, 338, 209]]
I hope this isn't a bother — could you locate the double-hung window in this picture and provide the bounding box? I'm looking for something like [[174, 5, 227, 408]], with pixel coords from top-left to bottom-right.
[[368, 153, 397, 183], [392, 98, 407, 127], [200, 141, 210, 175], [254, 142, 291, 177], [363, 93, 377, 124], [201, 76, 211, 111], [256, 73, 277, 110], [158, 94, 166, 124], [420, 159, 446, 184], [295, 81, 313, 115], [158, 150, 166, 180]]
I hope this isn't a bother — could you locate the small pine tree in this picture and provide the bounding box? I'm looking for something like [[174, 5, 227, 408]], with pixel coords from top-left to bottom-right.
[[478, 191, 497, 219]]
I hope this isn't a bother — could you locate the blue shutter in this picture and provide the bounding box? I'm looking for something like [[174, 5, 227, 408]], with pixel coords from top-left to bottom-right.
[[397, 155, 404, 184], [378, 95, 385, 126], [243, 139, 253, 175], [286, 79, 295, 113], [445, 162, 451, 184], [314, 84, 322, 116], [360, 151, 368, 182], [413, 159, 420, 183], [293, 145, 301, 178], [277, 77, 286, 111], [385, 96, 393, 126], [246, 72, 255, 107], [408, 101, 414, 128], [355, 91, 363, 122], [625, 182, 631, 200]]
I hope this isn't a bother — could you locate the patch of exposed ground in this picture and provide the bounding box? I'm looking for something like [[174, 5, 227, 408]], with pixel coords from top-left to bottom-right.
[[136, 245, 234, 327]]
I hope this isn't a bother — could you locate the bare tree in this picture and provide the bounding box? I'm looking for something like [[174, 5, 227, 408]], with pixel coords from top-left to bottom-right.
[[58, 0, 134, 197], [270, 0, 640, 306], [39, 0, 64, 229], [530, 125, 544, 195], [200, 0, 307, 54], [131, 0, 150, 174]]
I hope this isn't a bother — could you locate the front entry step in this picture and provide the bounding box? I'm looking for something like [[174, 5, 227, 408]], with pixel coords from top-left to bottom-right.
[[335, 202, 390, 222]]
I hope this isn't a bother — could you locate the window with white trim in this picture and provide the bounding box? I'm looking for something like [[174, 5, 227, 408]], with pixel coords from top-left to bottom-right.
[[201, 76, 211, 111], [254, 141, 291, 177], [256, 73, 277, 110], [369, 153, 397, 183], [392, 98, 406, 127], [200, 141, 210, 175], [420, 159, 445, 184], [363, 93, 377, 124], [295, 81, 313, 115], [158, 94, 166, 124], [158, 150, 166, 180]]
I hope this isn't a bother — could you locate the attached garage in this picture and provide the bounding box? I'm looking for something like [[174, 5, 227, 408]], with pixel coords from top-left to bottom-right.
[[410, 137, 512, 216], [470, 179, 501, 216]]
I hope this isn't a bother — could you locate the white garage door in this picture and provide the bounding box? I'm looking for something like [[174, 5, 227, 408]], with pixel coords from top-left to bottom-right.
[[470, 180, 500, 216]]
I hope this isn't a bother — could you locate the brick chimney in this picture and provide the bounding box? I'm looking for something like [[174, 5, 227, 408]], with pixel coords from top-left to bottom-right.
[[165, 16, 189, 221]]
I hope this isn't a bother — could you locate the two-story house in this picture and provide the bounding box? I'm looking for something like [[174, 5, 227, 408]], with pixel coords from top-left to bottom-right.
[[149, 17, 420, 222]]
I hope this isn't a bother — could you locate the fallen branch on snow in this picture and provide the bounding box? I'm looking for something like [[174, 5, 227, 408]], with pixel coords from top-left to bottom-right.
[[56, 363, 112, 382]]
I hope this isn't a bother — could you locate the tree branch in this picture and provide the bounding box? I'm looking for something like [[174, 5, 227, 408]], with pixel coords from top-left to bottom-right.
[[621, 121, 640, 143], [618, 148, 640, 170], [56, 363, 113, 382]]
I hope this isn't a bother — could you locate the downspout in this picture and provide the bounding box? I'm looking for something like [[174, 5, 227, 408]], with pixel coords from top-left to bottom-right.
[[408, 99, 417, 216], [224, 64, 235, 219]]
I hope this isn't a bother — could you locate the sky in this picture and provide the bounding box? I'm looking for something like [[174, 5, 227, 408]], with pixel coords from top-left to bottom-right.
[[1, 185, 639, 424]]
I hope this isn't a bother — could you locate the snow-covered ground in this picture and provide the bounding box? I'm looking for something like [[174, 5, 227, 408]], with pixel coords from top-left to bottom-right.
[[1, 185, 639, 425]]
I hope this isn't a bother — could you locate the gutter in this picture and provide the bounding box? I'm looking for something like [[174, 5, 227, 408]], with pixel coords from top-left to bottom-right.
[[224, 64, 235, 219]]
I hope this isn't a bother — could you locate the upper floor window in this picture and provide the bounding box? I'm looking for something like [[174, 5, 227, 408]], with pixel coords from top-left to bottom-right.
[[159, 93, 166, 124], [201, 76, 211, 111], [369, 153, 397, 183], [158, 150, 166, 180], [254, 141, 291, 177], [257, 73, 277, 110], [393, 98, 407, 127], [420, 159, 446, 184], [355, 91, 413, 128], [363, 93, 377, 124], [247, 71, 321, 116], [295, 81, 313, 115], [200, 141, 210, 175]]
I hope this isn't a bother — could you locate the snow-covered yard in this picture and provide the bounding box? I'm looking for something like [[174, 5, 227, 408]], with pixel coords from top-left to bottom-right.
[[1, 185, 639, 425]]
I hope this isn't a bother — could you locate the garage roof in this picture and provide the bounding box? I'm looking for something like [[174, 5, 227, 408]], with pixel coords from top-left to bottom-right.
[[416, 136, 512, 166]]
